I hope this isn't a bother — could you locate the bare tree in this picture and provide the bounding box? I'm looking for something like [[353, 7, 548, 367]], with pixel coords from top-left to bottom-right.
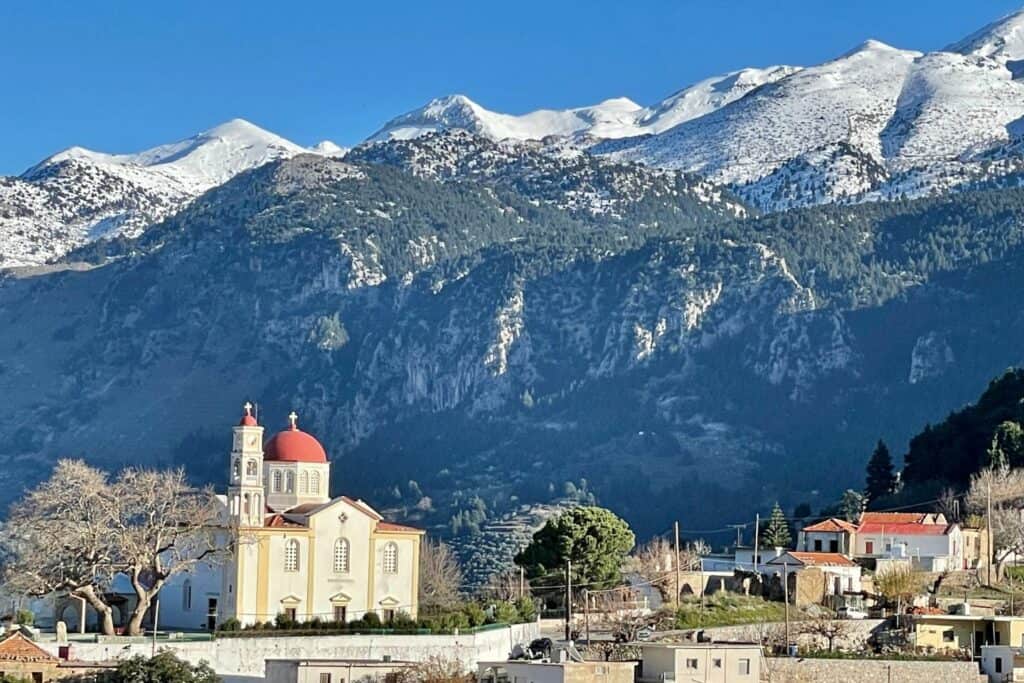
[[967, 464, 1024, 579], [628, 537, 703, 602], [874, 565, 924, 608], [799, 615, 850, 652], [0, 460, 119, 635], [113, 468, 225, 636], [397, 655, 472, 683], [418, 539, 463, 611], [482, 568, 533, 603]]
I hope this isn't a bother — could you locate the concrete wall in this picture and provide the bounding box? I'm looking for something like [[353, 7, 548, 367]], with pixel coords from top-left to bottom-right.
[[38, 623, 539, 678], [766, 657, 984, 683]]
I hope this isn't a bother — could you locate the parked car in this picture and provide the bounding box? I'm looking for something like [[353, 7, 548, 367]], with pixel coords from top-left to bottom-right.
[[837, 606, 867, 620]]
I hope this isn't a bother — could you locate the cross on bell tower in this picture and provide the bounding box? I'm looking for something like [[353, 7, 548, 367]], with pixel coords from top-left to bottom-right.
[[228, 401, 265, 527]]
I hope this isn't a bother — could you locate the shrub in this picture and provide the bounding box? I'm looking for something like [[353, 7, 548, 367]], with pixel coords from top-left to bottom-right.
[[360, 612, 383, 628], [274, 613, 296, 630], [391, 611, 417, 631], [491, 601, 518, 624], [13, 610, 33, 627], [218, 617, 241, 632], [514, 597, 536, 622], [462, 603, 487, 627]]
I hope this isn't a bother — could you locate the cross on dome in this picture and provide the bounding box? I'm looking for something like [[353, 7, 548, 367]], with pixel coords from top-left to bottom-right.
[[243, 401, 253, 416], [288, 411, 299, 430]]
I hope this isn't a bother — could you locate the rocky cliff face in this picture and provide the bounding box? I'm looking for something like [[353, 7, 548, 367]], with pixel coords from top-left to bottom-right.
[[0, 143, 1022, 543]]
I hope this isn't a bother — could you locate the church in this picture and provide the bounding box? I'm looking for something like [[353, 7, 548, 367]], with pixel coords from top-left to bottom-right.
[[157, 404, 424, 630]]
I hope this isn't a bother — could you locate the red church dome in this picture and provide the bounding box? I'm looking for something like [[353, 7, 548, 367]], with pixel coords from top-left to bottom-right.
[[264, 412, 328, 463], [238, 402, 258, 426]]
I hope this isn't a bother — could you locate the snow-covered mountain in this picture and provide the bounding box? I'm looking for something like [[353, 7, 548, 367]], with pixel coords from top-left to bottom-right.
[[367, 66, 800, 144], [368, 9, 1024, 213], [0, 119, 341, 268]]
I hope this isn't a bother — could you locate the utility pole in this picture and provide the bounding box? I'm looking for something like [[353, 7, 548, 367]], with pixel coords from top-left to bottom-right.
[[783, 562, 790, 653], [583, 588, 590, 645], [988, 479, 994, 586], [520, 566, 525, 600], [565, 559, 572, 642], [753, 514, 761, 571], [674, 521, 681, 607]]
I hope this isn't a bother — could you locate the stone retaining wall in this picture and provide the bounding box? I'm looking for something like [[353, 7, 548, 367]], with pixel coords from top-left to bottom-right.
[[766, 657, 985, 682], [39, 623, 539, 679]]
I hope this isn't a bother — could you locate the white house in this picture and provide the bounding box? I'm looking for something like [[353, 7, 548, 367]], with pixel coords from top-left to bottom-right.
[[766, 551, 863, 596], [854, 512, 962, 572], [156, 404, 424, 630]]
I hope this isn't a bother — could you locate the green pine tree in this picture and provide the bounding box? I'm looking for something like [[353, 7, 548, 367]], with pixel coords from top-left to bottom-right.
[[761, 502, 792, 549], [865, 439, 896, 502]]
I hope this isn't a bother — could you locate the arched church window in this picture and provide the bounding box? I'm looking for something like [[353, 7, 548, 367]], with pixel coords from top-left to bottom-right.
[[243, 493, 251, 516], [272, 470, 282, 493], [383, 542, 398, 574], [299, 471, 309, 495], [334, 538, 350, 573], [232, 458, 240, 481], [284, 539, 300, 572], [286, 471, 295, 493], [182, 580, 192, 611], [311, 471, 321, 494], [246, 460, 258, 477]]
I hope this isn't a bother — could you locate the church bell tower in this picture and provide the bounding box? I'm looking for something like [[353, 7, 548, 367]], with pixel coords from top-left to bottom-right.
[[227, 402, 265, 527]]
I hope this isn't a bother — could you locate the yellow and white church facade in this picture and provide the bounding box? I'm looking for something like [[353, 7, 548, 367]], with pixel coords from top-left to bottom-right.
[[159, 404, 424, 630]]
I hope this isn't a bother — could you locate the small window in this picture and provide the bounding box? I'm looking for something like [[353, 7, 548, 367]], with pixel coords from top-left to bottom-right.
[[813, 539, 822, 551], [685, 658, 698, 670], [712, 658, 722, 668], [996, 657, 1003, 674], [334, 538, 350, 574], [272, 470, 282, 493], [246, 459, 258, 477], [299, 471, 310, 494], [311, 471, 321, 494], [829, 539, 839, 553], [942, 629, 955, 642], [866, 541, 874, 554], [319, 673, 331, 683], [738, 658, 751, 675], [594, 665, 606, 675], [383, 542, 399, 574], [232, 459, 241, 480], [182, 580, 192, 611], [286, 471, 295, 492], [284, 539, 300, 572]]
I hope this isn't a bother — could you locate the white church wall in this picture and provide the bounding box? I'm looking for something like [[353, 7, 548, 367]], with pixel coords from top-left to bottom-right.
[[371, 535, 418, 619], [306, 502, 376, 622]]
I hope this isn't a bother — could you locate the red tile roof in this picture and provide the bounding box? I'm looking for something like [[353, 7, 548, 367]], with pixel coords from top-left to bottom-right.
[[803, 518, 858, 533], [859, 512, 929, 525], [0, 632, 56, 663], [858, 522, 951, 536], [376, 521, 424, 534], [265, 514, 305, 528]]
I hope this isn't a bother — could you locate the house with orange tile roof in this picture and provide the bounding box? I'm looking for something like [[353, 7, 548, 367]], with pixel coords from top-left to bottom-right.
[[797, 517, 858, 555], [766, 551, 863, 606], [853, 512, 963, 572]]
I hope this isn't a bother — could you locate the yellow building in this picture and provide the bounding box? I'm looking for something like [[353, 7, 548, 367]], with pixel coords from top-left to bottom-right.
[[913, 614, 1024, 656], [155, 404, 425, 630]]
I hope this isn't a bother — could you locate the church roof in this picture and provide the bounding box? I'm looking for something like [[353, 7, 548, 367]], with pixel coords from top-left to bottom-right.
[[265, 513, 305, 528], [264, 415, 327, 464], [377, 521, 425, 534]]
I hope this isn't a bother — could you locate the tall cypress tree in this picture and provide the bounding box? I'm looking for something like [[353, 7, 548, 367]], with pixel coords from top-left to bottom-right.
[[865, 439, 896, 502], [761, 502, 792, 549]]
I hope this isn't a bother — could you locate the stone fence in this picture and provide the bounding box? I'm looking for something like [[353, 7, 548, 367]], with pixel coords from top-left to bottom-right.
[[39, 623, 540, 680], [765, 657, 985, 682]]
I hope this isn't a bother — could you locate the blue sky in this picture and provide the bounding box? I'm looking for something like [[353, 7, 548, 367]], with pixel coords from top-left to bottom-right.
[[1, 0, 1021, 174]]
